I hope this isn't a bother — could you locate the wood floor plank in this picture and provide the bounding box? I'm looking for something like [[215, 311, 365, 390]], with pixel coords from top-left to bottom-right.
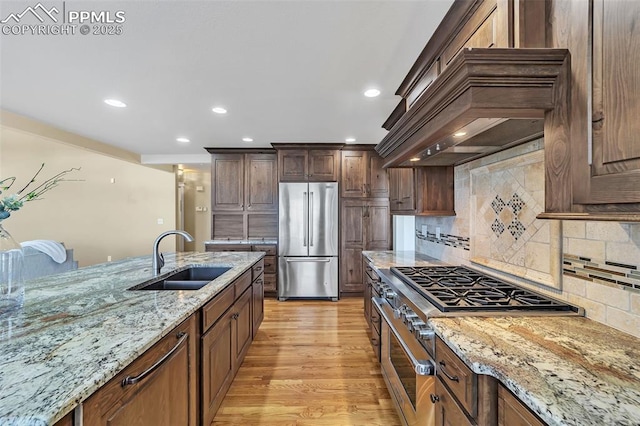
[[211, 299, 401, 426]]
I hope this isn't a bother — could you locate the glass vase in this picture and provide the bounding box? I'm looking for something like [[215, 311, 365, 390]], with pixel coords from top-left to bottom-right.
[[0, 221, 24, 313]]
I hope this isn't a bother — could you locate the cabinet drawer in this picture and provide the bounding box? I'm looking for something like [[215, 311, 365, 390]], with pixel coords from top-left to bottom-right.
[[205, 243, 249, 252], [365, 265, 381, 282], [263, 255, 276, 274], [234, 270, 252, 298], [252, 260, 264, 281], [263, 273, 277, 292], [436, 337, 477, 417], [251, 244, 277, 255], [202, 284, 235, 332]]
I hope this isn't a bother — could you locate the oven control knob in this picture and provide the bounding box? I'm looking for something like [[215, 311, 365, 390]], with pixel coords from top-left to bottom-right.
[[417, 328, 435, 340], [403, 313, 419, 325], [409, 319, 426, 332], [384, 290, 397, 300]]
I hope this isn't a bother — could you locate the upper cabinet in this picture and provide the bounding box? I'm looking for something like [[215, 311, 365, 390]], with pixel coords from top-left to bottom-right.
[[341, 147, 389, 198], [540, 0, 640, 220], [206, 149, 278, 240], [273, 144, 342, 182], [376, 0, 567, 169], [389, 167, 455, 216]]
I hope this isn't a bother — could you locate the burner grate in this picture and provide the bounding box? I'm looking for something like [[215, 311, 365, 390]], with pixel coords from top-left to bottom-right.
[[391, 266, 575, 313]]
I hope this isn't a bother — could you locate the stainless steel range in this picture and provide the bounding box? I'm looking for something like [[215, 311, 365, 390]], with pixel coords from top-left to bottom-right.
[[371, 265, 583, 426]]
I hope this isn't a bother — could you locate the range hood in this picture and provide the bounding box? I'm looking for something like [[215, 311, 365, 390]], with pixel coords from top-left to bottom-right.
[[375, 48, 570, 167]]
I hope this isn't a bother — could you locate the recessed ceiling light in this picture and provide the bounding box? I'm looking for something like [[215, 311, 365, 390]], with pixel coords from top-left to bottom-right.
[[104, 99, 126, 108], [345, 137, 356, 143], [364, 89, 381, 98], [176, 137, 190, 143], [454, 131, 467, 137], [410, 157, 421, 162], [242, 137, 254, 142], [212, 107, 227, 114]]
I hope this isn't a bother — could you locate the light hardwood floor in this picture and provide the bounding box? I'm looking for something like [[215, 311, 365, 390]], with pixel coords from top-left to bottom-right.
[[211, 298, 401, 426]]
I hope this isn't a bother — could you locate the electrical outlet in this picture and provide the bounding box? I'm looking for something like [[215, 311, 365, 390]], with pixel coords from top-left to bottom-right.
[[107, 255, 112, 262], [157, 218, 164, 225], [436, 227, 441, 240], [421, 225, 428, 236]]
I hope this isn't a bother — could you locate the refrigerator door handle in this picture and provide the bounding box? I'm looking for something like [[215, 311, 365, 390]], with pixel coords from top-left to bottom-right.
[[303, 191, 308, 247], [309, 192, 314, 247], [286, 258, 332, 263]]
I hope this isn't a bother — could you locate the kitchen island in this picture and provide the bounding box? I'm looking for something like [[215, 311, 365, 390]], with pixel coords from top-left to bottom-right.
[[0, 251, 263, 426], [363, 250, 640, 426]]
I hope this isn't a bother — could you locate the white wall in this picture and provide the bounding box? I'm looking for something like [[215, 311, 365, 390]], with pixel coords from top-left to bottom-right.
[[0, 119, 176, 267]]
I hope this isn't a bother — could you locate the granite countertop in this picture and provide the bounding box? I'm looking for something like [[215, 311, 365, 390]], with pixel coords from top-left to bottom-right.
[[0, 251, 264, 426], [363, 250, 640, 426], [362, 250, 446, 270], [204, 239, 277, 245]]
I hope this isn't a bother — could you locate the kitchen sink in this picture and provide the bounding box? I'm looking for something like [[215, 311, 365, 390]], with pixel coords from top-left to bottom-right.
[[129, 266, 231, 291]]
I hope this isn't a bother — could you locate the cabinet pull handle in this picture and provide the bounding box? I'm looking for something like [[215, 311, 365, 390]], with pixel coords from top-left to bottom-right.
[[438, 361, 459, 382], [430, 394, 440, 403], [122, 331, 188, 387], [232, 312, 239, 320]]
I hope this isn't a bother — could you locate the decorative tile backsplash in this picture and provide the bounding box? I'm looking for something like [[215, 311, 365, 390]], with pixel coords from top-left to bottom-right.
[[563, 255, 640, 291], [470, 149, 562, 288], [416, 230, 470, 250]]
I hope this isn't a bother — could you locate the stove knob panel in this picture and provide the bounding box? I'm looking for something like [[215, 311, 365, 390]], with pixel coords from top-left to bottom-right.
[[418, 328, 435, 341]]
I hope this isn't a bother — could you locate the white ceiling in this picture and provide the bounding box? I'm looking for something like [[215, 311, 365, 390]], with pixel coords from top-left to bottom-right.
[[0, 0, 454, 164]]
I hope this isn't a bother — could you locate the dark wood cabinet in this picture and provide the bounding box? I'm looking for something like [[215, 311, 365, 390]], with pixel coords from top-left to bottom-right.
[[341, 148, 389, 198], [83, 315, 198, 426], [362, 256, 382, 362], [340, 199, 390, 295], [54, 412, 73, 426], [498, 384, 545, 426], [234, 286, 253, 367], [389, 167, 455, 216], [434, 378, 474, 426], [212, 154, 244, 211], [207, 149, 278, 240], [531, 0, 640, 219], [273, 144, 342, 182]]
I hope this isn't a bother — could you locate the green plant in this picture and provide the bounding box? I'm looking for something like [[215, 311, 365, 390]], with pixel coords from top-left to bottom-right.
[[0, 163, 80, 220]]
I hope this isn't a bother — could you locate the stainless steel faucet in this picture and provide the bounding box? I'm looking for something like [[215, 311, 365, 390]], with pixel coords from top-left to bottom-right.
[[152, 230, 194, 275]]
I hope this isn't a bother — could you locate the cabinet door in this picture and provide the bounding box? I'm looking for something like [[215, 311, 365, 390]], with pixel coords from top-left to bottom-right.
[[341, 150, 367, 197], [498, 385, 545, 426], [234, 286, 253, 371], [341, 201, 365, 246], [212, 154, 245, 211], [434, 378, 474, 426], [84, 316, 197, 426], [340, 247, 364, 294], [246, 153, 278, 211], [368, 152, 389, 198], [389, 168, 415, 213], [308, 149, 339, 181], [201, 310, 235, 425], [279, 149, 308, 182], [252, 275, 264, 338], [366, 201, 391, 249], [576, 0, 640, 205]]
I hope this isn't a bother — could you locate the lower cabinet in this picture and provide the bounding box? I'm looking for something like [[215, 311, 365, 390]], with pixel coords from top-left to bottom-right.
[[498, 384, 545, 426], [83, 315, 198, 426], [434, 378, 474, 426]]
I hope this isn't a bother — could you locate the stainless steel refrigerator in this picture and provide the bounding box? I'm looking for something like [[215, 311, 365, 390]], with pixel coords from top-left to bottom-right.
[[278, 182, 338, 301]]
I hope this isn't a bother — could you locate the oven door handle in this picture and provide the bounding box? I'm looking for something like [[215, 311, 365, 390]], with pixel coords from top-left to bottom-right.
[[373, 297, 434, 376]]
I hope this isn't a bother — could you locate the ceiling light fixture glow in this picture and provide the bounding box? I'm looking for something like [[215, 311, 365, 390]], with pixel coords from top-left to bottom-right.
[[364, 88, 381, 98], [454, 131, 467, 137], [242, 137, 253, 142], [345, 137, 356, 143], [176, 137, 190, 143], [409, 157, 420, 162], [212, 107, 227, 114], [104, 99, 127, 108]]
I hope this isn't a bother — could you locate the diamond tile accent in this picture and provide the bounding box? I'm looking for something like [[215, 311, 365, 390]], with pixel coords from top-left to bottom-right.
[[507, 219, 526, 240], [491, 219, 505, 236], [491, 195, 505, 214], [507, 193, 525, 215]]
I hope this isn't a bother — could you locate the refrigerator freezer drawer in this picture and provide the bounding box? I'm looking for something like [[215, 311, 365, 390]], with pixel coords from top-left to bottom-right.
[[278, 257, 338, 300]]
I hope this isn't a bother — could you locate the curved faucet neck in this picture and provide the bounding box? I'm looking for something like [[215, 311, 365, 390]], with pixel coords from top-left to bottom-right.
[[152, 230, 195, 275]]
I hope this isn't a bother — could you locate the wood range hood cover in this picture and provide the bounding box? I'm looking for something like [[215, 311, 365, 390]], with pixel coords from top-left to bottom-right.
[[375, 48, 570, 168]]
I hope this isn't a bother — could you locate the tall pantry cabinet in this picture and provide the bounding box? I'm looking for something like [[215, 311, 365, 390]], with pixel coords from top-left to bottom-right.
[[340, 147, 391, 296]]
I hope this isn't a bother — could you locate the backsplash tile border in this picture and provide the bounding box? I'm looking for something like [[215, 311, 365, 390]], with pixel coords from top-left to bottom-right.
[[563, 254, 640, 293], [416, 230, 470, 251]]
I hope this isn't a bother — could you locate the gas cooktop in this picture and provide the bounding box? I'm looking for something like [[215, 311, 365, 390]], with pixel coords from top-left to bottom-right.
[[391, 266, 579, 313]]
